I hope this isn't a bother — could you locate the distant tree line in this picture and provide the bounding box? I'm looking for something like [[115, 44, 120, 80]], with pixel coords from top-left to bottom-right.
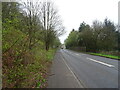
[[65, 19, 120, 53]]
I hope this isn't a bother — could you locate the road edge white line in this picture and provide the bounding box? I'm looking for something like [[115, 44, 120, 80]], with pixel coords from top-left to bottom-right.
[[62, 57, 84, 88], [86, 57, 115, 67]]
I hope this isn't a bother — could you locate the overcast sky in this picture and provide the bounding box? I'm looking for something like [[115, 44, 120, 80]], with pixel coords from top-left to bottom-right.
[[51, 0, 119, 44]]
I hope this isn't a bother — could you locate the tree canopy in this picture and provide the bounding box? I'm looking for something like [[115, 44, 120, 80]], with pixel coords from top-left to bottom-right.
[[65, 19, 119, 52]]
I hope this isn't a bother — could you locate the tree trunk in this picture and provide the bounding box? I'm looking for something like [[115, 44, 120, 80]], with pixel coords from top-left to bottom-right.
[[45, 43, 49, 51]]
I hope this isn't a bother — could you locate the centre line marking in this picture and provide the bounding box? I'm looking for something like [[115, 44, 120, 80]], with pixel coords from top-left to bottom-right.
[[86, 57, 115, 67]]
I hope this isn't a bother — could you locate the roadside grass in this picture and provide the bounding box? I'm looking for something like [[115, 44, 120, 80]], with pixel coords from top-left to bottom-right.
[[19, 48, 57, 88], [90, 53, 120, 60], [68, 48, 120, 60], [46, 49, 56, 61], [20, 49, 47, 88]]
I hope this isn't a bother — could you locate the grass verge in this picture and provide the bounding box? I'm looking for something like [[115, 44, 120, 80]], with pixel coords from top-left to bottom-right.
[[68, 49, 120, 60], [90, 53, 120, 60]]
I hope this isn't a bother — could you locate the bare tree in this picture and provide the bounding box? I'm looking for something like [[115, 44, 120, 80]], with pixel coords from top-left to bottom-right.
[[39, 1, 65, 50], [20, 0, 42, 49], [20, 0, 65, 50], [92, 20, 103, 52]]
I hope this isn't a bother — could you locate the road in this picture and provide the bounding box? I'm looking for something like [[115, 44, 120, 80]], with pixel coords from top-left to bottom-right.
[[47, 49, 118, 88]]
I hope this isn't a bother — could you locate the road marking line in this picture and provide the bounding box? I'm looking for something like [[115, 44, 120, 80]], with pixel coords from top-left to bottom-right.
[[86, 57, 115, 67], [76, 53, 79, 55], [62, 57, 84, 88]]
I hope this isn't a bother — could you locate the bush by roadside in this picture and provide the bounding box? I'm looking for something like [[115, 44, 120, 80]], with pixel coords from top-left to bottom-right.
[[2, 28, 57, 88], [3, 47, 56, 88]]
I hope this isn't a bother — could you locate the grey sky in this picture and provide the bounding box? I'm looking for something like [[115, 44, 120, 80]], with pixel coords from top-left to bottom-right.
[[52, 0, 119, 44]]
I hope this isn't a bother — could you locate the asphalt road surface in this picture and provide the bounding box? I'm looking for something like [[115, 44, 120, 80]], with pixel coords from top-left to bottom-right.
[[47, 49, 118, 88]]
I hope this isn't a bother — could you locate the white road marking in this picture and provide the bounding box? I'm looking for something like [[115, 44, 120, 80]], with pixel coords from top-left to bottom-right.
[[86, 57, 115, 67], [76, 53, 79, 55], [62, 57, 84, 88]]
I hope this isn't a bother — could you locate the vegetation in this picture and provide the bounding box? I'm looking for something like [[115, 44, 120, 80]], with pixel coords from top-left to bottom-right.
[[65, 19, 120, 58], [90, 53, 120, 60], [2, 1, 64, 88]]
